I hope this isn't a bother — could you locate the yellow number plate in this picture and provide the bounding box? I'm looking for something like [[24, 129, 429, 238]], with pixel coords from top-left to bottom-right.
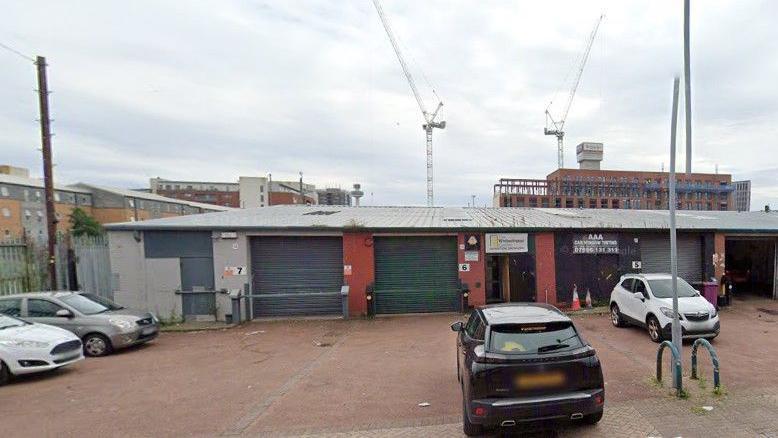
[[516, 372, 566, 389]]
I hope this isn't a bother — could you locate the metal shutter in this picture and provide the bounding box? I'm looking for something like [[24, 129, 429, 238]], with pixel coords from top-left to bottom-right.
[[374, 236, 460, 314], [640, 234, 703, 284], [250, 236, 343, 317]]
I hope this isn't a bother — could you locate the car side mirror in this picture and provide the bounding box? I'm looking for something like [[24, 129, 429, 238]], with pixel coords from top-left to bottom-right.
[[450, 321, 464, 332], [55, 309, 73, 318], [633, 292, 645, 302]]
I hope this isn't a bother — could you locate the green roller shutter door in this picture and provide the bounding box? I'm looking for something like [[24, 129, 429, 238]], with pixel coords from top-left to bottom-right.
[[374, 236, 460, 314]]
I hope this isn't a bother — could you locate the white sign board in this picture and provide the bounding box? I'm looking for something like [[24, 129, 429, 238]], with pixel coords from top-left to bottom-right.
[[632, 261, 642, 269], [458, 263, 470, 272], [223, 266, 247, 276], [485, 233, 529, 253], [464, 251, 479, 262]]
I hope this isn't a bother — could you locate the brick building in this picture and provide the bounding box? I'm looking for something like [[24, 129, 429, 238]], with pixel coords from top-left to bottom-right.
[[0, 167, 230, 240], [494, 143, 735, 211], [149, 177, 316, 208]]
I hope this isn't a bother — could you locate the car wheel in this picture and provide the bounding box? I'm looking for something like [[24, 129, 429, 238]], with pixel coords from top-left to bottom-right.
[[83, 333, 112, 357], [647, 316, 663, 343], [0, 360, 9, 386], [610, 304, 625, 327], [583, 409, 603, 425]]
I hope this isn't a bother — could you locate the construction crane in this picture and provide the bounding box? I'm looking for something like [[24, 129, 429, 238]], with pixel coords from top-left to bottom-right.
[[545, 14, 604, 169], [372, 0, 445, 207]]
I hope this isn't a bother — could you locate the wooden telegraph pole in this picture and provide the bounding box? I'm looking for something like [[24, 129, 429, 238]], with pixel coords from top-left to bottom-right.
[[36, 56, 58, 290]]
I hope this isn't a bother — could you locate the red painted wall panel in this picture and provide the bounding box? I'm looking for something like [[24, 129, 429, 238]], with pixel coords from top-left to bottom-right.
[[343, 232, 374, 317], [458, 233, 486, 307], [534, 232, 557, 306]]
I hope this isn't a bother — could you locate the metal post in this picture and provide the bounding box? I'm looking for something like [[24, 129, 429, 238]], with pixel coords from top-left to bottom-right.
[[425, 126, 434, 206], [36, 56, 57, 291], [669, 77, 682, 388], [684, 0, 692, 175]]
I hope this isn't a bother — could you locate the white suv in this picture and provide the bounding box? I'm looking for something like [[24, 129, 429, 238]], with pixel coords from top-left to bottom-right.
[[609, 273, 720, 343]]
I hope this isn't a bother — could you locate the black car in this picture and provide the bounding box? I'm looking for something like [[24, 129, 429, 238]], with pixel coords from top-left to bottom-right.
[[452, 303, 604, 436]]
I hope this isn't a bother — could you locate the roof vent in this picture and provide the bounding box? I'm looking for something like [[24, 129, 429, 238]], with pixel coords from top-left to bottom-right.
[[303, 210, 340, 216]]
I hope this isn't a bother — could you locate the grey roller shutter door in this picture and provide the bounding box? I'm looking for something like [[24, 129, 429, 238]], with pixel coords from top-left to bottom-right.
[[250, 236, 343, 317], [374, 236, 460, 314], [641, 234, 703, 283]]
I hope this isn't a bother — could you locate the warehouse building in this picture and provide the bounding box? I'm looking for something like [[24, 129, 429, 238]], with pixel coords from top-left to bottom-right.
[[105, 206, 778, 322]]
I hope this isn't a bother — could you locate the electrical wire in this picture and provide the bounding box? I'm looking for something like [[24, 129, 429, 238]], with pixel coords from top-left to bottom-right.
[[0, 41, 35, 62]]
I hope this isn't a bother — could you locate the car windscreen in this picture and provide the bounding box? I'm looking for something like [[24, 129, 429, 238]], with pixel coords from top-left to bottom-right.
[[60, 294, 110, 315], [488, 321, 583, 354], [79, 293, 124, 310], [647, 278, 699, 298], [0, 314, 27, 330]]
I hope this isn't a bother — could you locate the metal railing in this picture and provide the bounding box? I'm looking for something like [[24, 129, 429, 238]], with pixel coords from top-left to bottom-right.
[[690, 338, 721, 390], [656, 340, 683, 396]]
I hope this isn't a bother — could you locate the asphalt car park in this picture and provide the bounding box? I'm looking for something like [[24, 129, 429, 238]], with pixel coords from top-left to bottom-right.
[[1, 297, 777, 437]]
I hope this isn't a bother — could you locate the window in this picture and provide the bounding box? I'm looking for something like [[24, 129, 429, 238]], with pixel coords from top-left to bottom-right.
[[589, 199, 596, 208], [541, 198, 549, 208], [620, 278, 634, 291], [128, 199, 135, 208], [565, 199, 573, 208], [634, 280, 648, 297], [577, 199, 584, 208], [0, 186, 8, 196], [1, 207, 10, 217], [0, 298, 22, 317], [35, 190, 41, 199], [488, 322, 582, 354], [555, 198, 561, 208], [612, 199, 620, 209], [54, 192, 61, 202], [465, 312, 480, 338], [27, 299, 64, 317], [601, 199, 608, 209], [60, 294, 110, 315], [648, 278, 699, 298], [24, 209, 31, 218]]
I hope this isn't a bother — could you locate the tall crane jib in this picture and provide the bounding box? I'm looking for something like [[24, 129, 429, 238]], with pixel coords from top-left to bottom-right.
[[372, 0, 445, 207], [544, 14, 604, 169]]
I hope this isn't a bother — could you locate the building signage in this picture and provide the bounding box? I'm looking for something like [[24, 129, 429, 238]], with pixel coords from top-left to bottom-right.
[[343, 265, 352, 276], [464, 251, 479, 262], [464, 234, 481, 251], [573, 233, 619, 254], [458, 263, 471, 272], [485, 233, 529, 253], [223, 266, 247, 276]]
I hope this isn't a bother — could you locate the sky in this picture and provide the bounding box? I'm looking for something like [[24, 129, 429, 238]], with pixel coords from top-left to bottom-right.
[[1, 0, 776, 209]]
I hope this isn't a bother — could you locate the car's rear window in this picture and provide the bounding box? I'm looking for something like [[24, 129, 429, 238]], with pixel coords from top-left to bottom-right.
[[488, 321, 582, 354]]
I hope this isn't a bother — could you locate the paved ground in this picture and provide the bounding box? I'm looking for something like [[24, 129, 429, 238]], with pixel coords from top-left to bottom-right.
[[2, 296, 777, 437]]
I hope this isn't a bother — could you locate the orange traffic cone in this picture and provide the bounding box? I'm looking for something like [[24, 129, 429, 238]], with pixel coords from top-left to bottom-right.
[[571, 284, 581, 311], [585, 288, 592, 308]]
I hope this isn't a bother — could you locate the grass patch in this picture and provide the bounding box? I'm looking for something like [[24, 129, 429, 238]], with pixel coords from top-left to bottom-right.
[[649, 376, 663, 387], [690, 406, 708, 415], [697, 376, 708, 389], [713, 385, 727, 396], [677, 388, 690, 399]]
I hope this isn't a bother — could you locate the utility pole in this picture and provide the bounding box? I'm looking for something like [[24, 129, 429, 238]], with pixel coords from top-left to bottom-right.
[[36, 56, 57, 291], [470, 195, 476, 208], [299, 172, 304, 205], [267, 173, 272, 206], [669, 76, 682, 389], [684, 0, 692, 175]]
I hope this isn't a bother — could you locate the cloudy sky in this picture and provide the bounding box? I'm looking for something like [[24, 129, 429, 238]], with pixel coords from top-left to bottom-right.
[[1, 1, 776, 209]]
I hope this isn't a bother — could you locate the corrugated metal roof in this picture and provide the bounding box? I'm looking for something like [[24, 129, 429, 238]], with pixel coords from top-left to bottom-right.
[[104, 205, 778, 233], [0, 174, 92, 193], [72, 183, 233, 212]]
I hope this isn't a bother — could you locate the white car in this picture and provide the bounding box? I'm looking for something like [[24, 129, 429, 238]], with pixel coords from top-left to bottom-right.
[[0, 313, 84, 385], [609, 273, 720, 343]]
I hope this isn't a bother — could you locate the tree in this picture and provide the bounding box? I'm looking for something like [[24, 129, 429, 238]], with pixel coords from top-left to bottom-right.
[[69, 208, 103, 237]]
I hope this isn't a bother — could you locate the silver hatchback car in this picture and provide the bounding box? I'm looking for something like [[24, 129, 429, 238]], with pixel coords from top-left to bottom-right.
[[0, 291, 159, 357]]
